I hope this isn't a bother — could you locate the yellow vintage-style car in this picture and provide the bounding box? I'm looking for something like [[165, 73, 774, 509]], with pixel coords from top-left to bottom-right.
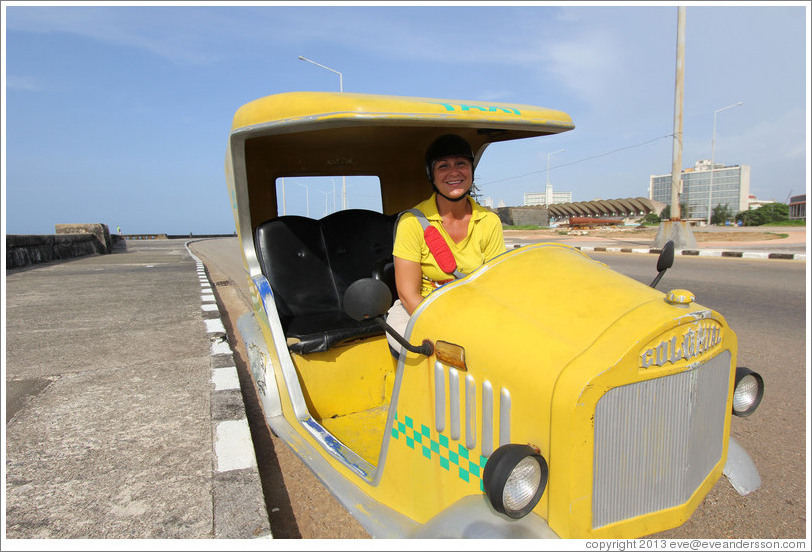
[[224, 91, 764, 538]]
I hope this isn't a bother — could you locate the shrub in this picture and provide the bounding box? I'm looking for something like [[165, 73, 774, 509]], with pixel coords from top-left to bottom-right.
[[736, 203, 789, 226]]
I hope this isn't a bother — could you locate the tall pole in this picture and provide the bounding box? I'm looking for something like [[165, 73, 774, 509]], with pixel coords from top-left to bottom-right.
[[291, 182, 310, 217], [298, 56, 343, 93], [669, 6, 686, 220], [299, 56, 346, 209], [707, 101, 743, 224], [546, 149, 564, 205]]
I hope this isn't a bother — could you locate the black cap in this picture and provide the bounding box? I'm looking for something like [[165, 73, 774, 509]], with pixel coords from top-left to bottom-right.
[[425, 134, 474, 183]]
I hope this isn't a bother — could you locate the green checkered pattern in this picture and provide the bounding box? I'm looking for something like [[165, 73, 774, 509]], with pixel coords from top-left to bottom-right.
[[391, 412, 488, 491]]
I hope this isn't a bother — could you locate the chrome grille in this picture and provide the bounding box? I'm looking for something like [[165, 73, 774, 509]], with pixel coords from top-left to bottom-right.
[[592, 351, 730, 528]]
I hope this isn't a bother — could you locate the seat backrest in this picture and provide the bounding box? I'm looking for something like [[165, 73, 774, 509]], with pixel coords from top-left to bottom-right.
[[321, 210, 397, 297], [254, 210, 396, 329], [254, 216, 339, 323]]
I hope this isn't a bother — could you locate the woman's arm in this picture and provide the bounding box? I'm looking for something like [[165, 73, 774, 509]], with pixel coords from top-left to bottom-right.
[[482, 215, 507, 261], [394, 256, 424, 315]]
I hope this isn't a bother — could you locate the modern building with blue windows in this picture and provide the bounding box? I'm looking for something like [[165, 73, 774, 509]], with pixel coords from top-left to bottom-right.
[[649, 160, 750, 223]]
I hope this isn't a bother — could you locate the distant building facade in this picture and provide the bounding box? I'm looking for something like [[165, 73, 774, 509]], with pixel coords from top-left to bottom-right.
[[747, 195, 774, 210], [546, 197, 665, 224], [478, 196, 494, 208], [788, 194, 806, 220], [649, 160, 750, 221], [524, 183, 572, 206]]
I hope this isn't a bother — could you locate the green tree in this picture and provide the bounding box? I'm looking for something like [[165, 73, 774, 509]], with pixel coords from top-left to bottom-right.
[[643, 212, 661, 225], [735, 203, 789, 226], [711, 203, 734, 225], [659, 202, 688, 220], [469, 181, 482, 202]]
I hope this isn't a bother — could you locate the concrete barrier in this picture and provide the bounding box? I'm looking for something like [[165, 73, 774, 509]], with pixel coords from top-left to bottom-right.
[[56, 223, 112, 253], [6, 223, 114, 270], [495, 206, 550, 227], [124, 234, 169, 240]]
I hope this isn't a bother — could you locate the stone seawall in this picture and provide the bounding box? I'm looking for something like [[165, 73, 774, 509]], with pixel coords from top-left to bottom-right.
[[495, 206, 550, 227], [6, 223, 121, 270]]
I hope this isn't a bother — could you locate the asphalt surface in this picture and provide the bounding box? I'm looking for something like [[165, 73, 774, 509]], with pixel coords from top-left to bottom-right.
[[4, 240, 271, 541], [3, 226, 807, 543]]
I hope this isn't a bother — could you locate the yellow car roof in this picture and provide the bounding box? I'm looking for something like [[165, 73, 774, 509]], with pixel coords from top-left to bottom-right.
[[227, 91, 575, 221], [231, 91, 574, 136]]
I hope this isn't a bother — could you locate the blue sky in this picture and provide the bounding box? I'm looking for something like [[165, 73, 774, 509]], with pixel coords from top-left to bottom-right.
[[3, 2, 809, 235]]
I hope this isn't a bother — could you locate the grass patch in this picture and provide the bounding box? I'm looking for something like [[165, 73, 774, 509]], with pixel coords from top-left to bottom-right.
[[760, 220, 806, 227], [502, 225, 544, 230]]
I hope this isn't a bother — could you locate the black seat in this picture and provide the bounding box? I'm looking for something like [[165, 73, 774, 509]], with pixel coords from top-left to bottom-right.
[[254, 210, 397, 354]]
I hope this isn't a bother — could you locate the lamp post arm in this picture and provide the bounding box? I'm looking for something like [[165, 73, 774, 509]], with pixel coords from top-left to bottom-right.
[[707, 101, 743, 225], [298, 56, 343, 92]]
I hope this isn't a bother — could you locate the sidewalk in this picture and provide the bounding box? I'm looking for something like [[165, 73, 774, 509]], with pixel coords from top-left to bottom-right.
[[4, 240, 270, 541]]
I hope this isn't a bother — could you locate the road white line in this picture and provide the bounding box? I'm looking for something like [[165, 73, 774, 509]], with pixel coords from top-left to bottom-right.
[[212, 367, 241, 391], [214, 419, 257, 472], [205, 318, 226, 334], [210, 339, 232, 356]]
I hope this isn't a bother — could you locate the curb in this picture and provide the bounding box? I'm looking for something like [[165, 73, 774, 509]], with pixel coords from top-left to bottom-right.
[[507, 242, 806, 261], [186, 244, 272, 539], [575, 245, 806, 261]]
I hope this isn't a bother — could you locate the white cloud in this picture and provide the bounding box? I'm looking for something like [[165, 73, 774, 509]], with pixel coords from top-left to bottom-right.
[[541, 29, 622, 105], [732, 107, 807, 163], [5, 6, 228, 65], [6, 75, 41, 91]]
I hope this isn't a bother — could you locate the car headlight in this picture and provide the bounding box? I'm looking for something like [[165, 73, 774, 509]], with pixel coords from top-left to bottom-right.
[[483, 444, 548, 519], [732, 367, 764, 417]]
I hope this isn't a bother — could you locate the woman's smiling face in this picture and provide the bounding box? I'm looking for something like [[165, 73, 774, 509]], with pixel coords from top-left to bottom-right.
[[432, 155, 473, 200]]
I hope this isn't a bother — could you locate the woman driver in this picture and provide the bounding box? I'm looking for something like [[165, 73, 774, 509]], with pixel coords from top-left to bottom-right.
[[385, 134, 506, 352]]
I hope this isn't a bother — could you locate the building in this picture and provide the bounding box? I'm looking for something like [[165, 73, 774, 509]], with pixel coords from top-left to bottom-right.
[[524, 183, 572, 206], [497, 197, 665, 227], [747, 195, 774, 210], [649, 160, 750, 222], [546, 197, 665, 224], [788, 194, 806, 220]]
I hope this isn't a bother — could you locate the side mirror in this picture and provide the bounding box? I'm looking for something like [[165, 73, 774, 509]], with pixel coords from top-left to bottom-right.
[[650, 240, 675, 288], [343, 278, 392, 321], [343, 278, 433, 357], [657, 240, 675, 273]]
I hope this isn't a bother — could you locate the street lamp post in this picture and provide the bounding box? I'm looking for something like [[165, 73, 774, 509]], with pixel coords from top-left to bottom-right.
[[299, 56, 347, 210], [280, 179, 311, 217], [707, 101, 743, 225], [281, 177, 286, 215], [313, 188, 333, 217], [298, 56, 343, 93], [546, 149, 564, 205]]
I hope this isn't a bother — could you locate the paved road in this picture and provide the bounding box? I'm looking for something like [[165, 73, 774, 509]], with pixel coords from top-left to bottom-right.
[[4, 240, 270, 540], [5, 233, 803, 542], [589, 251, 807, 539], [191, 235, 808, 540], [189, 238, 370, 539]]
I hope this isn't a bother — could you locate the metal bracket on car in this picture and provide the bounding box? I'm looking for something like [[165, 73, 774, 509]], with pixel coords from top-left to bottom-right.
[[723, 436, 762, 495], [409, 495, 559, 539]]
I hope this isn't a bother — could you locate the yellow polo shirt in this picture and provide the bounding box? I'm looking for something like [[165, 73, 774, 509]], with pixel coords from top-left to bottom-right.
[[393, 194, 507, 297]]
